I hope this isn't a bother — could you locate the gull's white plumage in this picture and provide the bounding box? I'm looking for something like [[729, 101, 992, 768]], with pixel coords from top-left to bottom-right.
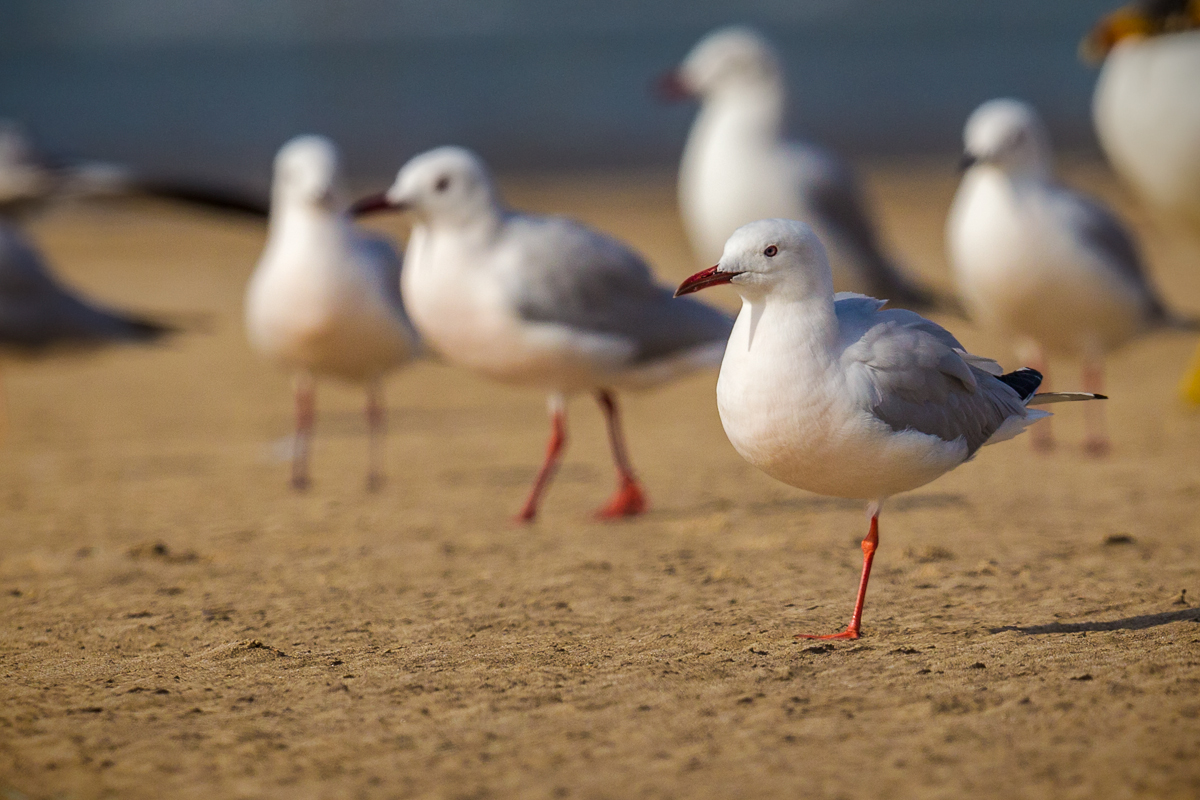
[[668, 26, 937, 309], [1085, 8, 1200, 403], [678, 218, 1097, 639], [712, 220, 1044, 502], [947, 99, 1182, 452], [1094, 29, 1200, 230], [245, 135, 417, 489], [380, 146, 732, 520]]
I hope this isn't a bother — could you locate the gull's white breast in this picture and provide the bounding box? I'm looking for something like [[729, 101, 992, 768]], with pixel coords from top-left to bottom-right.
[[948, 170, 1146, 355], [246, 215, 414, 382], [1095, 32, 1200, 229], [715, 301, 966, 500]]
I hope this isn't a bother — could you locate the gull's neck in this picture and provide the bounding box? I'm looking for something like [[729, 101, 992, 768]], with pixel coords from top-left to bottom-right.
[[691, 79, 787, 155], [425, 199, 506, 244]]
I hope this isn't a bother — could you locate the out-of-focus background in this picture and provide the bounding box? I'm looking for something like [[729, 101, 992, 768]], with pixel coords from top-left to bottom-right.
[[3, 0, 1113, 185], [6, 3, 1200, 799]]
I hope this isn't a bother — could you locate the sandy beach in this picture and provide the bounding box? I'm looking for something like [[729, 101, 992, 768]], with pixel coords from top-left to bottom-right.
[[2, 162, 1199, 799]]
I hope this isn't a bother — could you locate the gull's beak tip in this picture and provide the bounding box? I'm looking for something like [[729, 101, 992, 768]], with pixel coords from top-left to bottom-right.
[[654, 70, 691, 103], [351, 191, 399, 217]]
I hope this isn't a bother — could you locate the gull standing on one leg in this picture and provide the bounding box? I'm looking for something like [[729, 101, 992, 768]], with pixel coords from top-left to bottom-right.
[[676, 218, 1103, 639], [355, 146, 733, 522], [947, 98, 1195, 455], [246, 135, 418, 491]]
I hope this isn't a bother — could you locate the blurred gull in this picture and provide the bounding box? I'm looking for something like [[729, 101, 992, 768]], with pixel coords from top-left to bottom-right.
[[0, 119, 268, 219], [1083, 1, 1200, 402], [676, 218, 1102, 639], [660, 26, 941, 310], [356, 146, 733, 521], [246, 135, 418, 491], [0, 218, 175, 440], [0, 219, 172, 351], [947, 99, 1195, 454]]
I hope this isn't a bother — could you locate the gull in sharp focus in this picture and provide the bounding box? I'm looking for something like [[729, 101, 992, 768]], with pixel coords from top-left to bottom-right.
[[1082, 1, 1200, 403], [659, 25, 942, 311], [355, 146, 733, 521], [245, 135, 418, 491], [947, 98, 1195, 455], [676, 218, 1102, 639]]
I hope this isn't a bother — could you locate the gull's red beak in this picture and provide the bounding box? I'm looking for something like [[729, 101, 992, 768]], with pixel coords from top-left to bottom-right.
[[654, 70, 691, 103], [351, 192, 402, 217], [675, 265, 734, 297]]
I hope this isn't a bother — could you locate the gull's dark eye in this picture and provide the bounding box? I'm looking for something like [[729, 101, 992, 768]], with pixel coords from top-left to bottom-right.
[[764, 245, 778, 257], [435, 176, 450, 192]]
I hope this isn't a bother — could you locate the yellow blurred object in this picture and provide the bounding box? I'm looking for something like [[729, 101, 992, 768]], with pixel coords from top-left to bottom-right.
[[1082, 1, 1200, 62], [1180, 344, 1200, 405]]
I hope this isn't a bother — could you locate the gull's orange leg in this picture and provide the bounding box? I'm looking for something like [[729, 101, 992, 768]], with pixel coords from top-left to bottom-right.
[[797, 511, 880, 640], [595, 390, 647, 519], [515, 395, 567, 523]]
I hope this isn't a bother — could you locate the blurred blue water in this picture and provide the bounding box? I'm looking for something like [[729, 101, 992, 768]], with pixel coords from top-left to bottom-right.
[[0, 1, 1115, 189]]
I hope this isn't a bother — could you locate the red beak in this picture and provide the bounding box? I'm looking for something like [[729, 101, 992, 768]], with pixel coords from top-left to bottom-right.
[[350, 191, 402, 217], [654, 70, 691, 103], [675, 265, 735, 297]]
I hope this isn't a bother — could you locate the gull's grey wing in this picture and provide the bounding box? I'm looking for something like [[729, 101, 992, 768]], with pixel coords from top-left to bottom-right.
[[792, 143, 938, 310], [1049, 185, 1168, 319], [841, 306, 1027, 455], [0, 223, 172, 351], [509, 214, 733, 363]]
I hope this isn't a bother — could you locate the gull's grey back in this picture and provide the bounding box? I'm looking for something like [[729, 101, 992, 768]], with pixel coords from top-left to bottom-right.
[[509, 214, 732, 363]]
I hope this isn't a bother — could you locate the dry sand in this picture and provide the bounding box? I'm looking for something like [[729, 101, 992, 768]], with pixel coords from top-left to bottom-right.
[[2, 163, 1199, 800]]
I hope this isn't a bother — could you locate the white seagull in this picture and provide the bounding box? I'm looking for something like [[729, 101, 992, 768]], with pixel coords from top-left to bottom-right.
[[1083, 1, 1200, 403], [675, 218, 1102, 639], [355, 146, 733, 522], [245, 135, 418, 491], [659, 25, 940, 310], [946, 98, 1192, 455]]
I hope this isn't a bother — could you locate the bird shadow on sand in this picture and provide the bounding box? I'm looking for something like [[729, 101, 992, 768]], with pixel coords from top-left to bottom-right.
[[742, 493, 968, 516], [989, 608, 1200, 635], [652, 492, 967, 521]]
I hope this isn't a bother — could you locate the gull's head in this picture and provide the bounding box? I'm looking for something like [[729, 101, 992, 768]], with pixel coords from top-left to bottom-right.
[[272, 135, 342, 210], [377, 146, 498, 225], [663, 26, 782, 101], [676, 218, 832, 301], [960, 99, 1052, 177]]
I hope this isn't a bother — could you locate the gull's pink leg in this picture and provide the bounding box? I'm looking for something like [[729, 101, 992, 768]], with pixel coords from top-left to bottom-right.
[[515, 395, 567, 523], [797, 509, 880, 640], [365, 379, 386, 492], [595, 390, 647, 520], [292, 373, 316, 491], [1082, 357, 1110, 457]]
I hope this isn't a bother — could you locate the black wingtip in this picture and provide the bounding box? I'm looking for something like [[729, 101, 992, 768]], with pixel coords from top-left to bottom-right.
[[135, 180, 270, 218], [122, 316, 178, 342], [997, 367, 1044, 401]]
